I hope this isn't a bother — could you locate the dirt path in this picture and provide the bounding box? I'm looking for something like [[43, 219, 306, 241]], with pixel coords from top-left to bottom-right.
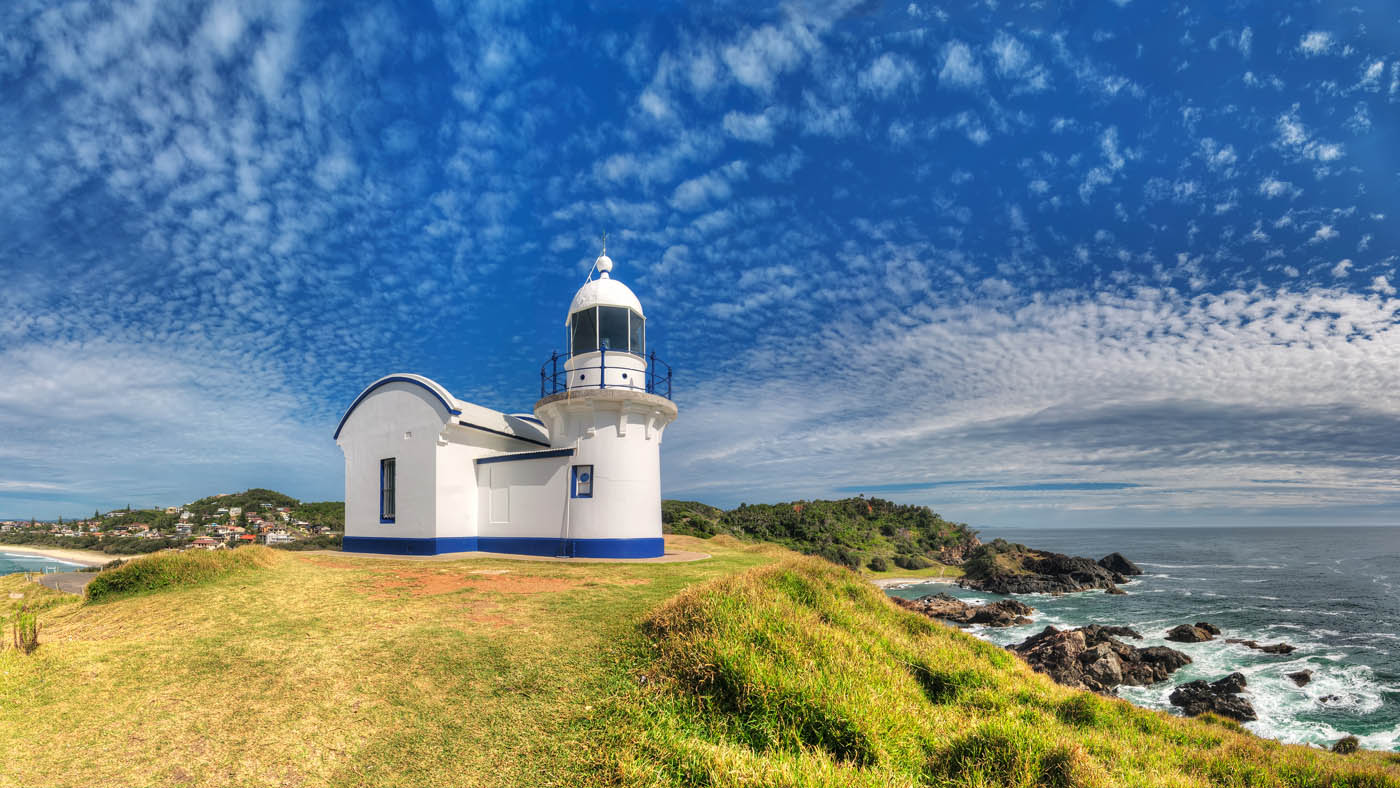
[[37, 571, 96, 595]]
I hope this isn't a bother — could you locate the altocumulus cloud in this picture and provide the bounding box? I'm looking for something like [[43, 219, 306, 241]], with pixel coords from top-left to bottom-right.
[[2, 0, 1399, 530]]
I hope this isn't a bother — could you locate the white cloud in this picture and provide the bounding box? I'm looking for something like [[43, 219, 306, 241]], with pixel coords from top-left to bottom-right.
[[800, 91, 855, 137], [1275, 106, 1345, 162], [858, 52, 918, 96], [1310, 225, 1339, 243], [939, 41, 983, 88], [1101, 127, 1125, 170], [722, 24, 804, 93], [1238, 27, 1253, 57], [1359, 59, 1385, 89], [1297, 31, 1333, 56], [200, 3, 246, 58], [722, 108, 784, 144], [668, 284, 1400, 521], [1259, 177, 1298, 199], [1332, 259, 1353, 277], [1369, 276, 1396, 296], [1199, 138, 1236, 171], [990, 33, 1030, 76], [669, 162, 746, 212]]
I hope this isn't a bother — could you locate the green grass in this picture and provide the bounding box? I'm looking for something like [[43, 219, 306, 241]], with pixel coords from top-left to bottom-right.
[[84, 545, 280, 601], [594, 556, 1400, 787], [861, 560, 965, 579], [1, 537, 1396, 787]]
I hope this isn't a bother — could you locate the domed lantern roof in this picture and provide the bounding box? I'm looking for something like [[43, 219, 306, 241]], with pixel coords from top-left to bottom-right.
[[565, 249, 647, 359], [565, 253, 644, 323]]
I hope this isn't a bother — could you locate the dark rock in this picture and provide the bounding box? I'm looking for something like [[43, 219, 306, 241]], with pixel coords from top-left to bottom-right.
[[893, 593, 1034, 628], [1226, 638, 1297, 655], [1195, 621, 1221, 636], [1098, 552, 1143, 576], [1319, 694, 1341, 705], [1286, 669, 1313, 687], [963, 550, 1129, 595], [1169, 673, 1256, 721], [1166, 623, 1216, 643], [1332, 735, 1359, 754], [1008, 625, 1190, 694], [1213, 672, 1248, 694], [1105, 585, 1127, 595]]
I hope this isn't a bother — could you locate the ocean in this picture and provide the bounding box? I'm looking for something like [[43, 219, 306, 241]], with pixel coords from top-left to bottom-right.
[[0, 551, 87, 576], [885, 525, 1400, 751]]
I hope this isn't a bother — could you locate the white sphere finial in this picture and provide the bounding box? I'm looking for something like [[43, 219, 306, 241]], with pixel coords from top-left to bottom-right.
[[595, 232, 613, 278]]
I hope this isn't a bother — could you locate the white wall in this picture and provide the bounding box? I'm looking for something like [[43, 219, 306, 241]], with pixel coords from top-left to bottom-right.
[[475, 457, 570, 539], [337, 383, 450, 541], [534, 398, 673, 543]]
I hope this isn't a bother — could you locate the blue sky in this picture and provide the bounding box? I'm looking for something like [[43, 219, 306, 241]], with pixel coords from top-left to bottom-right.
[[2, 0, 1399, 530]]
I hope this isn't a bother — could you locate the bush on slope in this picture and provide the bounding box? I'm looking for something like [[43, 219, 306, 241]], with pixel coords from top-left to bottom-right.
[[85, 546, 279, 602]]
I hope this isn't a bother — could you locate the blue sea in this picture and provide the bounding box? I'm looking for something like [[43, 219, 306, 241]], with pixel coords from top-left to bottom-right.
[[886, 525, 1400, 750], [0, 551, 87, 576]]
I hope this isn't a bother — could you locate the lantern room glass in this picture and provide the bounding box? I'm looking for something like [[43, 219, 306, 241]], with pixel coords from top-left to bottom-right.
[[569, 306, 645, 356]]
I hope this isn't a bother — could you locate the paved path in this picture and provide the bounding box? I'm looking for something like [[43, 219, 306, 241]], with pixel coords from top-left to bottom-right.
[[37, 571, 97, 595]]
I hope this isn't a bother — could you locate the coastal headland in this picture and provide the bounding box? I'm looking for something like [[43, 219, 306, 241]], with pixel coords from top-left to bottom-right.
[[3, 532, 1397, 786]]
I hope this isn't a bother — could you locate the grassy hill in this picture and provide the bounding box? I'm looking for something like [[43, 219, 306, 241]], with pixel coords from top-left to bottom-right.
[[663, 497, 977, 575], [2, 537, 1396, 786]]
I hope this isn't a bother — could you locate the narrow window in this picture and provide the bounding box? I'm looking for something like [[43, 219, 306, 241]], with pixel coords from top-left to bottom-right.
[[598, 306, 629, 352], [629, 311, 645, 356], [380, 458, 396, 522], [571, 307, 598, 354], [571, 465, 593, 499]]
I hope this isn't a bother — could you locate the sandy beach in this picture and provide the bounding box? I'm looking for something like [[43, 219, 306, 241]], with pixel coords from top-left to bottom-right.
[[0, 544, 111, 567], [869, 575, 958, 589]]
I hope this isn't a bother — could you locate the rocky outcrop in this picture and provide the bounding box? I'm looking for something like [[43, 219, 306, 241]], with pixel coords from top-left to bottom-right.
[[893, 593, 1034, 627], [963, 551, 1130, 595], [1008, 625, 1191, 694], [1169, 673, 1257, 721], [1166, 622, 1219, 643], [1226, 639, 1297, 655], [1286, 669, 1313, 687], [1098, 552, 1143, 576], [936, 536, 981, 566]]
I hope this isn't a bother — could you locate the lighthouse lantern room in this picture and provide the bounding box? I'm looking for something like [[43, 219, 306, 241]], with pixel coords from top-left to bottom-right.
[[334, 250, 678, 558]]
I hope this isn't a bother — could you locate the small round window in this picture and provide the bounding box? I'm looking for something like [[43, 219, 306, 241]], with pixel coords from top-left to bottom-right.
[[578, 472, 591, 483]]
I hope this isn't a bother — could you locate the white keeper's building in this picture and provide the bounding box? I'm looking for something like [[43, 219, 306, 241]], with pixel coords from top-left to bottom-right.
[[333, 253, 678, 558]]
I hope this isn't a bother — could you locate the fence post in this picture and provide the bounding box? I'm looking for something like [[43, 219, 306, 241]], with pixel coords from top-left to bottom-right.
[[599, 346, 606, 389]]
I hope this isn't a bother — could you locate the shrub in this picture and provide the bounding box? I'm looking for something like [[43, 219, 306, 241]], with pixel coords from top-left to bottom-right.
[[893, 554, 933, 571], [11, 606, 39, 654], [85, 547, 278, 602], [867, 556, 889, 572], [272, 534, 342, 551], [1332, 735, 1360, 754]]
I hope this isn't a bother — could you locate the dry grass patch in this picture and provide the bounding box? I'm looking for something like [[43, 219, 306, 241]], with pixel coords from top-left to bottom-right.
[[0, 536, 770, 788]]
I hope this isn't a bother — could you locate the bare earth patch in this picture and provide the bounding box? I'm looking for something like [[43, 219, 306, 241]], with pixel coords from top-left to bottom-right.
[[369, 569, 583, 597]]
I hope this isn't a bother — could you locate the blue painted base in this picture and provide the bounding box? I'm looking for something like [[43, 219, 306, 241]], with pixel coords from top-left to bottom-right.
[[341, 535, 665, 559]]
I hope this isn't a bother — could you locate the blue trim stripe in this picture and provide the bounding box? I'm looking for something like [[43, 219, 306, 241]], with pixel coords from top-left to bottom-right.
[[475, 448, 574, 465], [341, 535, 665, 559], [334, 376, 462, 439]]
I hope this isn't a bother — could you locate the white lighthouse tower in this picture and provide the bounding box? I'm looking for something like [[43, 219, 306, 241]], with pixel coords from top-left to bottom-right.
[[533, 250, 679, 557], [335, 246, 677, 558]]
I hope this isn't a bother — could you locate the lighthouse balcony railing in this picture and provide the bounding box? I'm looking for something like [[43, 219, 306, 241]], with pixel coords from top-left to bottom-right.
[[539, 349, 673, 400]]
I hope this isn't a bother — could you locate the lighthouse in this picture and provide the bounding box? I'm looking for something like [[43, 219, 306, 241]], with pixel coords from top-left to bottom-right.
[[334, 249, 677, 558], [533, 250, 680, 557]]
